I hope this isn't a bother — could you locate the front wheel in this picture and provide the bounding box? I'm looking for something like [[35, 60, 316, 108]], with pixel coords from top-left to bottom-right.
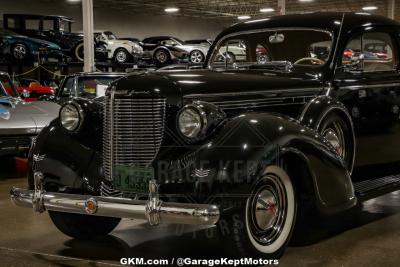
[[49, 211, 121, 240], [154, 48, 171, 65], [74, 42, 84, 62], [218, 165, 297, 258], [114, 48, 130, 64], [189, 50, 204, 63]]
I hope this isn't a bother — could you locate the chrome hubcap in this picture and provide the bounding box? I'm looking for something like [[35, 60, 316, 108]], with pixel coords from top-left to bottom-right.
[[190, 51, 203, 63], [249, 174, 287, 245], [116, 51, 127, 62], [13, 45, 26, 59], [322, 122, 345, 158], [156, 51, 167, 63], [255, 189, 278, 230]]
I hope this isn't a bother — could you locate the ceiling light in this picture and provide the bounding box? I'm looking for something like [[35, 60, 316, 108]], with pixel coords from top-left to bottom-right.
[[67, 0, 81, 2], [299, 0, 314, 2], [238, 15, 251, 20], [260, 8, 275, 13], [362, 6, 378, 11], [165, 7, 179, 13]]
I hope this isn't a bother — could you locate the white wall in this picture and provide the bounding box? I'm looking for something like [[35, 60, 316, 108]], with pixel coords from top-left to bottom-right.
[[0, 0, 229, 40]]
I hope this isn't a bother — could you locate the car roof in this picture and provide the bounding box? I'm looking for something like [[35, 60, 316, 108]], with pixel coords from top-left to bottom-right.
[[217, 12, 400, 39], [142, 36, 175, 42], [3, 14, 73, 21]]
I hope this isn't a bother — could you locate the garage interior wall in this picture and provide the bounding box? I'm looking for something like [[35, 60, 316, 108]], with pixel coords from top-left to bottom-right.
[[0, 0, 229, 40]]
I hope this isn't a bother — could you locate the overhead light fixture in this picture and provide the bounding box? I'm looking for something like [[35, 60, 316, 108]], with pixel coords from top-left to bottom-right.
[[362, 6, 378, 11], [67, 0, 81, 2], [165, 7, 179, 13], [260, 8, 275, 13], [238, 15, 251, 20], [299, 0, 314, 2]]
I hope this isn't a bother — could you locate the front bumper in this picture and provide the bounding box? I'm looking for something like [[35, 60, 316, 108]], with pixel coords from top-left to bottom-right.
[[10, 172, 220, 226]]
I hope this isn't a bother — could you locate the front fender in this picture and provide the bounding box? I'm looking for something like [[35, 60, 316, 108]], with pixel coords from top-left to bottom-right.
[[194, 112, 356, 214]]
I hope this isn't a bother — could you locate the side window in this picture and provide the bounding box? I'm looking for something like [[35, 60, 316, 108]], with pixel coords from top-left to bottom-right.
[[25, 19, 40, 30], [42, 19, 54, 31], [342, 32, 397, 72], [256, 44, 270, 64], [363, 32, 396, 72], [7, 18, 16, 29], [61, 78, 74, 97]]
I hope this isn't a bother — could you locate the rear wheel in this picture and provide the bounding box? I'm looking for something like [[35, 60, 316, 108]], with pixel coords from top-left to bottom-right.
[[74, 42, 84, 61], [154, 48, 171, 65], [318, 112, 354, 171], [218, 165, 297, 258], [114, 48, 130, 64], [189, 50, 204, 63]]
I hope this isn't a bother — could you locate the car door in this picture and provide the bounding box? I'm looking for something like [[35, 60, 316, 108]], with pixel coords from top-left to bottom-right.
[[334, 28, 400, 178]]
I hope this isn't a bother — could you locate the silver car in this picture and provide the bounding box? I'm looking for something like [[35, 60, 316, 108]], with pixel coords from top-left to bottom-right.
[[0, 72, 59, 156]]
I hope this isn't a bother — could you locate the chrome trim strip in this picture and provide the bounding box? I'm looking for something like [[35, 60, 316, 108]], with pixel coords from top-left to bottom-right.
[[339, 83, 400, 90], [184, 87, 322, 99], [109, 88, 115, 181]]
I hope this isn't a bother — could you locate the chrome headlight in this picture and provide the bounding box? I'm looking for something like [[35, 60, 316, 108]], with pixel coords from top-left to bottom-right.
[[60, 103, 83, 132], [177, 101, 225, 141]]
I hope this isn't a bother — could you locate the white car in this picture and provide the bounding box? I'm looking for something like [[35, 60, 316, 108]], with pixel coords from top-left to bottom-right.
[[94, 31, 143, 64], [141, 36, 210, 65]]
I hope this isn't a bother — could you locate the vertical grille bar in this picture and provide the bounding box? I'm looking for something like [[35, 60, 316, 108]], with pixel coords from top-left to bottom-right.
[[103, 93, 166, 181]]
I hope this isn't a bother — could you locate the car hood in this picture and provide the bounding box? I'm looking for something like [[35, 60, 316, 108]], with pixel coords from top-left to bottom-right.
[[0, 97, 60, 135], [114, 68, 324, 104], [12, 35, 61, 50]]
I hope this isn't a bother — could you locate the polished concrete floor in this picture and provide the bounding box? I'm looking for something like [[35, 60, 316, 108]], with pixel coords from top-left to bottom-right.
[[1, 161, 400, 266]]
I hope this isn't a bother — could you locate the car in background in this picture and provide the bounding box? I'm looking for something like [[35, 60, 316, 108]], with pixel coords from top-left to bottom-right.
[[0, 72, 59, 156], [94, 31, 143, 64], [0, 28, 63, 62], [12, 78, 55, 102], [141, 36, 210, 65], [55, 72, 125, 104]]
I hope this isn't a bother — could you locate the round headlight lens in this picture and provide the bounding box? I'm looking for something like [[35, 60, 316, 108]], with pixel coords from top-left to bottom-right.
[[178, 108, 203, 138], [60, 103, 81, 131]]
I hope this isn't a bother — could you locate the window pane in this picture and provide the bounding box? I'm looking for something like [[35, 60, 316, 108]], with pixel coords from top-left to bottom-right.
[[25, 19, 40, 30], [363, 32, 396, 72], [42, 19, 54, 31], [342, 35, 362, 69], [7, 18, 16, 29]]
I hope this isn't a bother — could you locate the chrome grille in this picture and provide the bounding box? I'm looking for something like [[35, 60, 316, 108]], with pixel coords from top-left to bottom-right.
[[103, 94, 166, 181]]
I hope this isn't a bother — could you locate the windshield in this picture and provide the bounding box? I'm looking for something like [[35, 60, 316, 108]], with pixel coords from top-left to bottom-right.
[[59, 19, 71, 33], [77, 76, 120, 98], [0, 74, 18, 97], [104, 31, 117, 40], [209, 28, 333, 70]]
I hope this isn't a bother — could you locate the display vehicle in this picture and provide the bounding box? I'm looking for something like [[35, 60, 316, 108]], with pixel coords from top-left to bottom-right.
[[0, 72, 59, 156], [0, 28, 62, 62], [13, 78, 55, 102], [93, 31, 143, 64], [141, 36, 210, 65], [55, 72, 125, 104], [11, 13, 400, 258]]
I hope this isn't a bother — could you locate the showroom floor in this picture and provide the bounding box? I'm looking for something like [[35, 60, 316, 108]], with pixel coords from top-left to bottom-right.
[[1, 164, 400, 267]]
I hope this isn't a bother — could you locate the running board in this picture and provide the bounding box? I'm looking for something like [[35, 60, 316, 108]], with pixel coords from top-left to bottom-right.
[[354, 174, 400, 201]]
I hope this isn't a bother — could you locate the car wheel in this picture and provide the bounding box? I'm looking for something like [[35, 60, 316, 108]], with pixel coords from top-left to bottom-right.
[[318, 112, 354, 171], [27, 172, 120, 240], [218, 165, 297, 258], [189, 50, 204, 63], [154, 49, 171, 65], [114, 48, 130, 64], [74, 42, 84, 62], [48, 211, 121, 240], [12, 43, 29, 61]]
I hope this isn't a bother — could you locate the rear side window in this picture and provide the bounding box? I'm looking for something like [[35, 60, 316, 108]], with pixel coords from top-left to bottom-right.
[[25, 19, 40, 30], [6, 18, 16, 29], [42, 19, 55, 31], [342, 32, 397, 72]]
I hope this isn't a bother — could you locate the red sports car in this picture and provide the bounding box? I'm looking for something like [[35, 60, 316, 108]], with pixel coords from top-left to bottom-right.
[[13, 78, 55, 101]]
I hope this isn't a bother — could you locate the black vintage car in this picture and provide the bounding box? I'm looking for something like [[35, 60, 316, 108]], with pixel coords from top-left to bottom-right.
[[11, 12, 400, 258]]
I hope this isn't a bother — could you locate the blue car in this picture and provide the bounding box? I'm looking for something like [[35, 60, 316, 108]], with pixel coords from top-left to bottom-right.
[[0, 28, 63, 62]]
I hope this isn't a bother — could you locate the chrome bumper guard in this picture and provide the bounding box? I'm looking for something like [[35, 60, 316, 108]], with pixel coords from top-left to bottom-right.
[[10, 172, 220, 226]]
